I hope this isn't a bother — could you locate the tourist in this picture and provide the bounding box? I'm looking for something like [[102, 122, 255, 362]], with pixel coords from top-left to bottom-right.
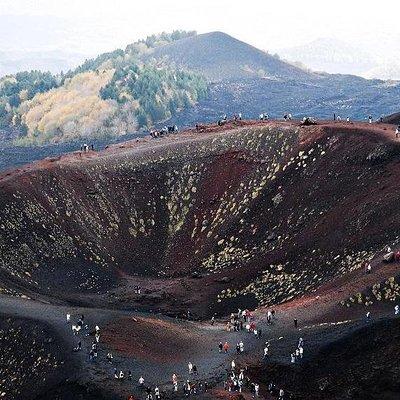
[[139, 376, 145, 387], [223, 341, 230, 353], [239, 340, 244, 353], [263, 346, 269, 359]]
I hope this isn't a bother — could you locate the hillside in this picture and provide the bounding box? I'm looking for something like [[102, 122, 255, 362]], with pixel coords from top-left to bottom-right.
[[149, 31, 314, 81], [0, 31, 207, 145]]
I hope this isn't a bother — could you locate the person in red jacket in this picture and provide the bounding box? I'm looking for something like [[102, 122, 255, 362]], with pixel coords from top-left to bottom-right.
[[223, 341, 230, 353]]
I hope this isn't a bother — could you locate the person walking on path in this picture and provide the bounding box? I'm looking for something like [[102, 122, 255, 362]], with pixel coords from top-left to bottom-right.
[[223, 341, 230, 353]]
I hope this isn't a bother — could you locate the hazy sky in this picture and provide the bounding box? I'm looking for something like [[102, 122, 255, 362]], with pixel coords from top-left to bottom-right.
[[1, 0, 399, 56]]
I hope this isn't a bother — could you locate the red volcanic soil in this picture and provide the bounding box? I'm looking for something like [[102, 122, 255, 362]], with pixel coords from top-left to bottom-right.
[[1, 119, 400, 317], [101, 316, 210, 364]]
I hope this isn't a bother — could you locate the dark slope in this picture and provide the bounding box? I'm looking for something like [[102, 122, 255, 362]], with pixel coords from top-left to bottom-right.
[[383, 111, 400, 125], [168, 75, 400, 127], [249, 318, 400, 400], [149, 31, 314, 82]]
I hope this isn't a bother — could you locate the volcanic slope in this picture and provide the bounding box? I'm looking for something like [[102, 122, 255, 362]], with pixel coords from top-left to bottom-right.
[[1, 120, 400, 318], [149, 31, 313, 81], [383, 111, 400, 125]]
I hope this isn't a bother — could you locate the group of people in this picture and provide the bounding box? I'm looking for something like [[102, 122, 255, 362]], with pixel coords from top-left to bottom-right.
[[290, 337, 305, 363], [68, 313, 101, 357], [224, 366, 258, 396], [218, 308, 287, 399], [149, 125, 178, 138], [80, 143, 94, 152]]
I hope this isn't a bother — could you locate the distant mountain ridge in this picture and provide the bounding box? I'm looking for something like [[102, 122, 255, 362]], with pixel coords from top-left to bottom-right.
[[276, 37, 400, 80], [276, 38, 375, 76]]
